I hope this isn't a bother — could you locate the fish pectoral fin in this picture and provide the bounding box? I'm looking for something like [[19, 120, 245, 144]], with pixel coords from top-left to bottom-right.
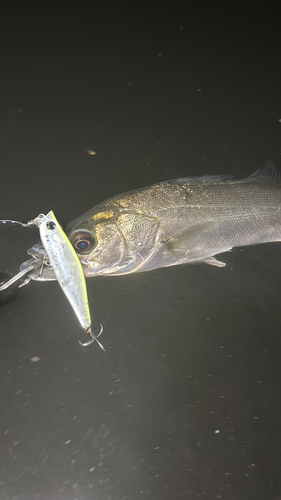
[[162, 222, 233, 265], [201, 256, 226, 267], [163, 221, 218, 255]]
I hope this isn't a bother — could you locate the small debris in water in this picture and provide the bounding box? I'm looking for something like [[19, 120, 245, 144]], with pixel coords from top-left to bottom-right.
[[30, 357, 41, 362]]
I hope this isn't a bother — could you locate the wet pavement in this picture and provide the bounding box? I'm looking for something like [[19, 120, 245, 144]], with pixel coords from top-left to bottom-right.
[[1, 3, 281, 499]]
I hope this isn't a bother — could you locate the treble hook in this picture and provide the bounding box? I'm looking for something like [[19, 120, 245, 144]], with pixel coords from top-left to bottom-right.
[[79, 323, 105, 350], [0, 260, 42, 291]]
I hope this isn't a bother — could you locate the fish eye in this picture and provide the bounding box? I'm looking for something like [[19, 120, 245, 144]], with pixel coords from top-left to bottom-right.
[[70, 230, 97, 254]]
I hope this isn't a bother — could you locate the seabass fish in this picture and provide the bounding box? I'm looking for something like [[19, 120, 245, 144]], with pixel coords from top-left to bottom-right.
[[27, 161, 281, 281], [64, 161, 281, 275]]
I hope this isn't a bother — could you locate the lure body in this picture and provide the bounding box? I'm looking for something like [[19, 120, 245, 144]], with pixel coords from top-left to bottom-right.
[[39, 211, 91, 331]]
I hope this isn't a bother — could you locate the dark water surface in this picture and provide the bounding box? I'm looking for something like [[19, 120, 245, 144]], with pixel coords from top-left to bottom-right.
[[1, 3, 281, 499]]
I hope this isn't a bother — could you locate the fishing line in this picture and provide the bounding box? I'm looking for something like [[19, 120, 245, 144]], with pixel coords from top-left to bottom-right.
[[0, 219, 29, 227], [0, 214, 45, 228]]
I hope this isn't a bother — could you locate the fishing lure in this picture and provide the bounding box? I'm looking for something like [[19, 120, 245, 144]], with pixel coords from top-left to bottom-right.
[[0, 212, 104, 349]]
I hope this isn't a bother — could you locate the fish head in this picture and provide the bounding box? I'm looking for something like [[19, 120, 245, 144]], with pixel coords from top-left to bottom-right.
[[65, 206, 162, 276]]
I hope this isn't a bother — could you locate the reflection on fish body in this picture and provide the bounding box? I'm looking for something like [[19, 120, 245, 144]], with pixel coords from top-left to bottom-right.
[[29, 161, 281, 281]]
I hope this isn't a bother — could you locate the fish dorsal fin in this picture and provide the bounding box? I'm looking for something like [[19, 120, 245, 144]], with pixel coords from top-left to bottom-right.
[[248, 160, 281, 183], [170, 174, 234, 184]]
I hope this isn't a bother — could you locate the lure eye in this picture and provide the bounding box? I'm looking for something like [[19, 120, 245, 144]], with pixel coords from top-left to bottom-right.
[[71, 230, 96, 254], [46, 221, 56, 230]]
